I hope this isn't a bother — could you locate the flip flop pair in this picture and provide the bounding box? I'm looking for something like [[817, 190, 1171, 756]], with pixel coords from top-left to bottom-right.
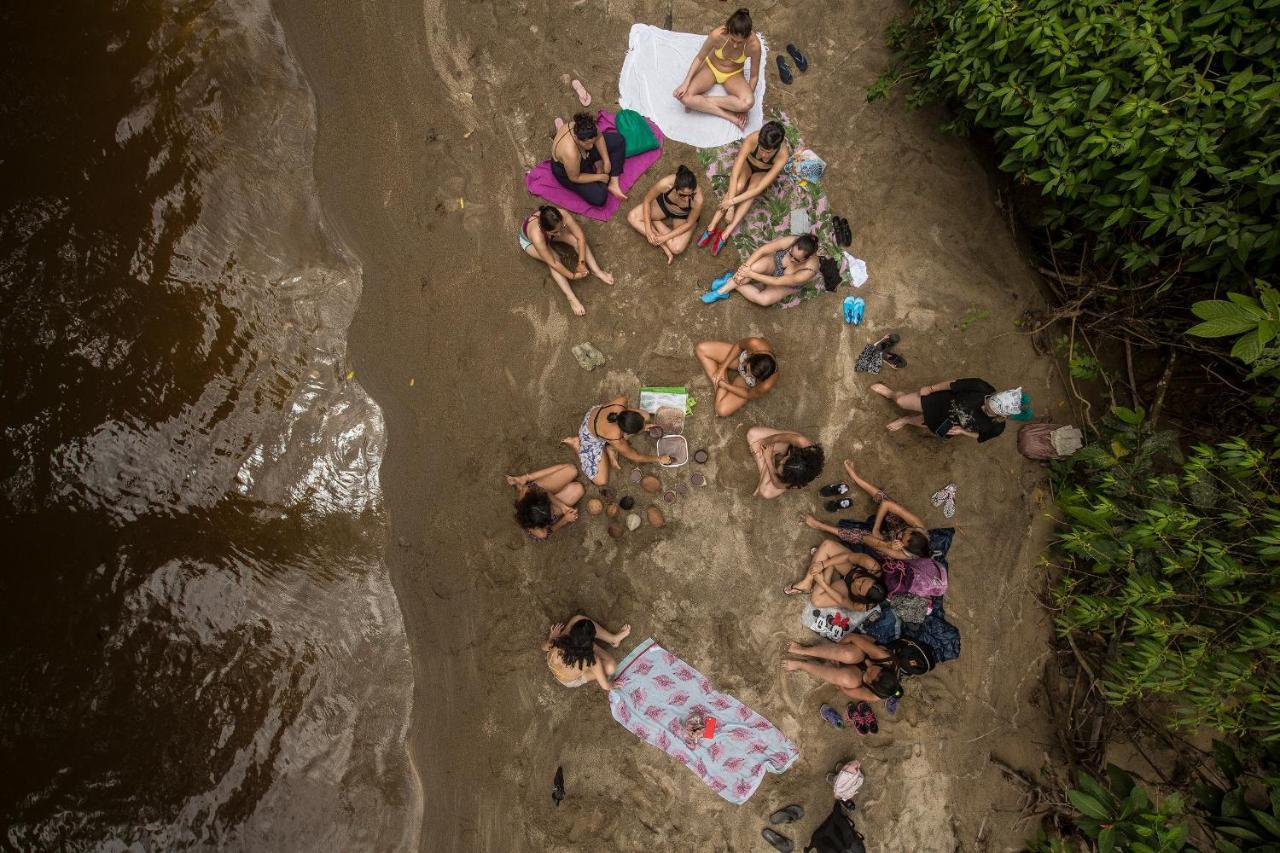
[[842, 296, 865, 325], [776, 44, 809, 85]]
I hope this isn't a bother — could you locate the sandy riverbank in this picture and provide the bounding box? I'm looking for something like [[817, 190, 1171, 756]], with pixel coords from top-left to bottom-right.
[[275, 0, 1064, 849]]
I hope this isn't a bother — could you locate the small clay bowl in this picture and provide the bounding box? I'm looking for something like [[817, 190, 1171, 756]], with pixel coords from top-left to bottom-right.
[[586, 498, 604, 516], [599, 487, 614, 503], [641, 475, 661, 493], [607, 523, 624, 539], [676, 483, 689, 496], [693, 449, 709, 464], [690, 472, 706, 486], [663, 490, 676, 503], [606, 504, 620, 518], [630, 468, 643, 484], [647, 506, 665, 527], [619, 496, 635, 511]]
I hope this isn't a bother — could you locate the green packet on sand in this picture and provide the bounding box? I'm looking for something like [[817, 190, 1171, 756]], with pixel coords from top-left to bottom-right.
[[616, 109, 659, 157], [640, 386, 694, 415]]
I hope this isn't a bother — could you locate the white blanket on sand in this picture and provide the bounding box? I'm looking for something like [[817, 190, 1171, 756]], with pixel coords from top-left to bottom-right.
[[618, 23, 768, 149]]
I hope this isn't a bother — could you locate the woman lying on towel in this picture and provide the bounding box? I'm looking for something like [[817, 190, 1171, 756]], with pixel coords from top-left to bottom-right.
[[672, 7, 761, 130], [519, 204, 613, 316], [701, 234, 819, 306], [626, 165, 704, 264], [781, 635, 904, 705], [746, 425, 824, 499], [552, 112, 629, 207], [693, 336, 778, 416], [563, 394, 675, 487], [543, 616, 631, 690], [783, 540, 887, 643], [506, 463, 583, 543], [698, 121, 790, 255]]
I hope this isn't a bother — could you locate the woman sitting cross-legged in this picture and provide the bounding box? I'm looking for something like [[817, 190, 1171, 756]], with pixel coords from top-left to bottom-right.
[[746, 425, 824, 499], [672, 7, 762, 131], [697, 120, 790, 255], [701, 235, 820, 306], [543, 616, 632, 690], [780, 635, 904, 705], [694, 336, 778, 416], [869, 379, 1027, 442], [626, 165, 704, 265], [551, 112, 629, 207], [519, 204, 614, 316], [563, 394, 674, 487], [506, 463, 583, 543], [783, 539, 887, 643]]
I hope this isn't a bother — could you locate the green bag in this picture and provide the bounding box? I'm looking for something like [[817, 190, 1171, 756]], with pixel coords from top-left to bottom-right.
[[615, 109, 659, 157]]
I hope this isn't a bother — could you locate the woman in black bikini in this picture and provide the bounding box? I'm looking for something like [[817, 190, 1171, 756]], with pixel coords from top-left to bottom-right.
[[781, 634, 904, 705], [551, 112, 628, 207], [698, 120, 789, 255], [702, 234, 820, 306], [626, 165, 705, 265]]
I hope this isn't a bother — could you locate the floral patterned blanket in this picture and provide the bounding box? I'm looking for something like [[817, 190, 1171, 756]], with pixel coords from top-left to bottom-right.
[[609, 638, 798, 804], [696, 109, 853, 308]]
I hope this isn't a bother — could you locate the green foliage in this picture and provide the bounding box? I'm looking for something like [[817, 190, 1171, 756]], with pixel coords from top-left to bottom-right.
[[1050, 407, 1280, 740], [1195, 742, 1280, 852], [871, 0, 1280, 284], [1188, 283, 1280, 378]]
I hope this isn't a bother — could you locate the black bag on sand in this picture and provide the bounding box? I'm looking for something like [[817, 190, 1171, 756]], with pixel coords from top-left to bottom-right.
[[818, 256, 841, 291], [805, 801, 866, 853]]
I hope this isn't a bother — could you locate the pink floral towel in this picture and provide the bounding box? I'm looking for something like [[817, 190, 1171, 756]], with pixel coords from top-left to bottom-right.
[[609, 638, 799, 805]]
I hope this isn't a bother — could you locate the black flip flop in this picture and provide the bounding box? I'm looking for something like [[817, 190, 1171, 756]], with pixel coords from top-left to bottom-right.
[[883, 350, 908, 370], [832, 216, 852, 247], [769, 804, 805, 825], [776, 55, 794, 85], [825, 498, 853, 512], [819, 482, 850, 497], [762, 828, 794, 853], [785, 43, 809, 72], [873, 333, 901, 351]]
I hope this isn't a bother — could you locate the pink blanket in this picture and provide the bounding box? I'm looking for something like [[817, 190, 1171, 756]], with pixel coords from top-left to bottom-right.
[[609, 639, 798, 805], [524, 111, 665, 221]]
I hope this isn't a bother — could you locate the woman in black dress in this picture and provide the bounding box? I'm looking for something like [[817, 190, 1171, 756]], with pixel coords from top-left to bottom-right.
[[869, 379, 1024, 442]]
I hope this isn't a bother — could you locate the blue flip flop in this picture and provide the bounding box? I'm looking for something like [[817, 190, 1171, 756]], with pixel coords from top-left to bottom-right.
[[842, 296, 865, 325], [701, 287, 731, 304], [709, 271, 733, 291]]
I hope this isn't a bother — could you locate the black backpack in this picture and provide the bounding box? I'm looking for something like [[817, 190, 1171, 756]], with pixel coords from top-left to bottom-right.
[[805, 801, 866, 853], [888, 636, 936, 677]]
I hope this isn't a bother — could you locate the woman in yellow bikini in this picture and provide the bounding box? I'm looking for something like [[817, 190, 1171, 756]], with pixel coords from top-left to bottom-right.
[[672, 8, 761, 131]]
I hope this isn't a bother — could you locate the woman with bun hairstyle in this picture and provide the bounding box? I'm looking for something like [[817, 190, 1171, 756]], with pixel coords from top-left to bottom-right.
[[562, 394, 675, 486], [672, 8, 762, 130], [693, 335, 779, 416]]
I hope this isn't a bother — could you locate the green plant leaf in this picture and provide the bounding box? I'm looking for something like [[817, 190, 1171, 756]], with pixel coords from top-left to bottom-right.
[[1089, 78, 1112, 110], [1231, 330, 1265, 363], [1188, 317, 1259, 338], [1068, 788, 1112, 820], [1099, 826, 1116, 853]]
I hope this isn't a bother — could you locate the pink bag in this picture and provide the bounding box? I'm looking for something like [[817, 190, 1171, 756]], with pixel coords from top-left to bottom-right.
[[882, 558, 949, 598]]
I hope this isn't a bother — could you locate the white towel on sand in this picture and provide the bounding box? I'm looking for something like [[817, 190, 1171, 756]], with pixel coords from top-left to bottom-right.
[[618, 23, 767, 149]]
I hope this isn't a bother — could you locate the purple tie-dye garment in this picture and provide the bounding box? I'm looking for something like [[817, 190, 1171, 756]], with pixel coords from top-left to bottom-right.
[[609, 639, 798, 805]]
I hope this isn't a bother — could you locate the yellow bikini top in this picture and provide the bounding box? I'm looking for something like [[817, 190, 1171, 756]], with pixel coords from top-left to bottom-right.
[[714, 35, 747, 65]]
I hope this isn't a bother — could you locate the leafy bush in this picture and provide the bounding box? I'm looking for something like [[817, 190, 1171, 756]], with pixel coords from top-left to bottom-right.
[[1050, 406, 1280, 740], [1188, 284, 1280, 378], [872, 0, 1280, 283]]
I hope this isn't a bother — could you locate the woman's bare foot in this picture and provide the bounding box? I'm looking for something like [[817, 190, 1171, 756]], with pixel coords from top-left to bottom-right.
[[730, 111, 748, 130], [786, 642, 811, 657], [783, 584, 804, 596], [886, 417, 913, 432], [562, 436, 581, 451], [612, 624, 631, 646], [662, 245, 675, 265], [505, 474, 522, 486], [869, 383, 893, 399], [568, 297, 587, 316], [607, 177, 628, 201], [780, 659, 803, 672], [593, 269, 614, 285]]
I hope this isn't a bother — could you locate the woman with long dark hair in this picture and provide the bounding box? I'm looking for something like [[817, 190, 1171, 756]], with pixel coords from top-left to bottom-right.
[[506, 463, 583, 542], [783, 542, 887, 643], [518, 203, 614, 316], [626, 164, 704, 264], [542, 615, 632, 690], [746, 426, 824, 499]]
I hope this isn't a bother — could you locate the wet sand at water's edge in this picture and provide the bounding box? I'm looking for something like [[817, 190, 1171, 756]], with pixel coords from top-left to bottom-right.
[[276, 1, 1064, 849]]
